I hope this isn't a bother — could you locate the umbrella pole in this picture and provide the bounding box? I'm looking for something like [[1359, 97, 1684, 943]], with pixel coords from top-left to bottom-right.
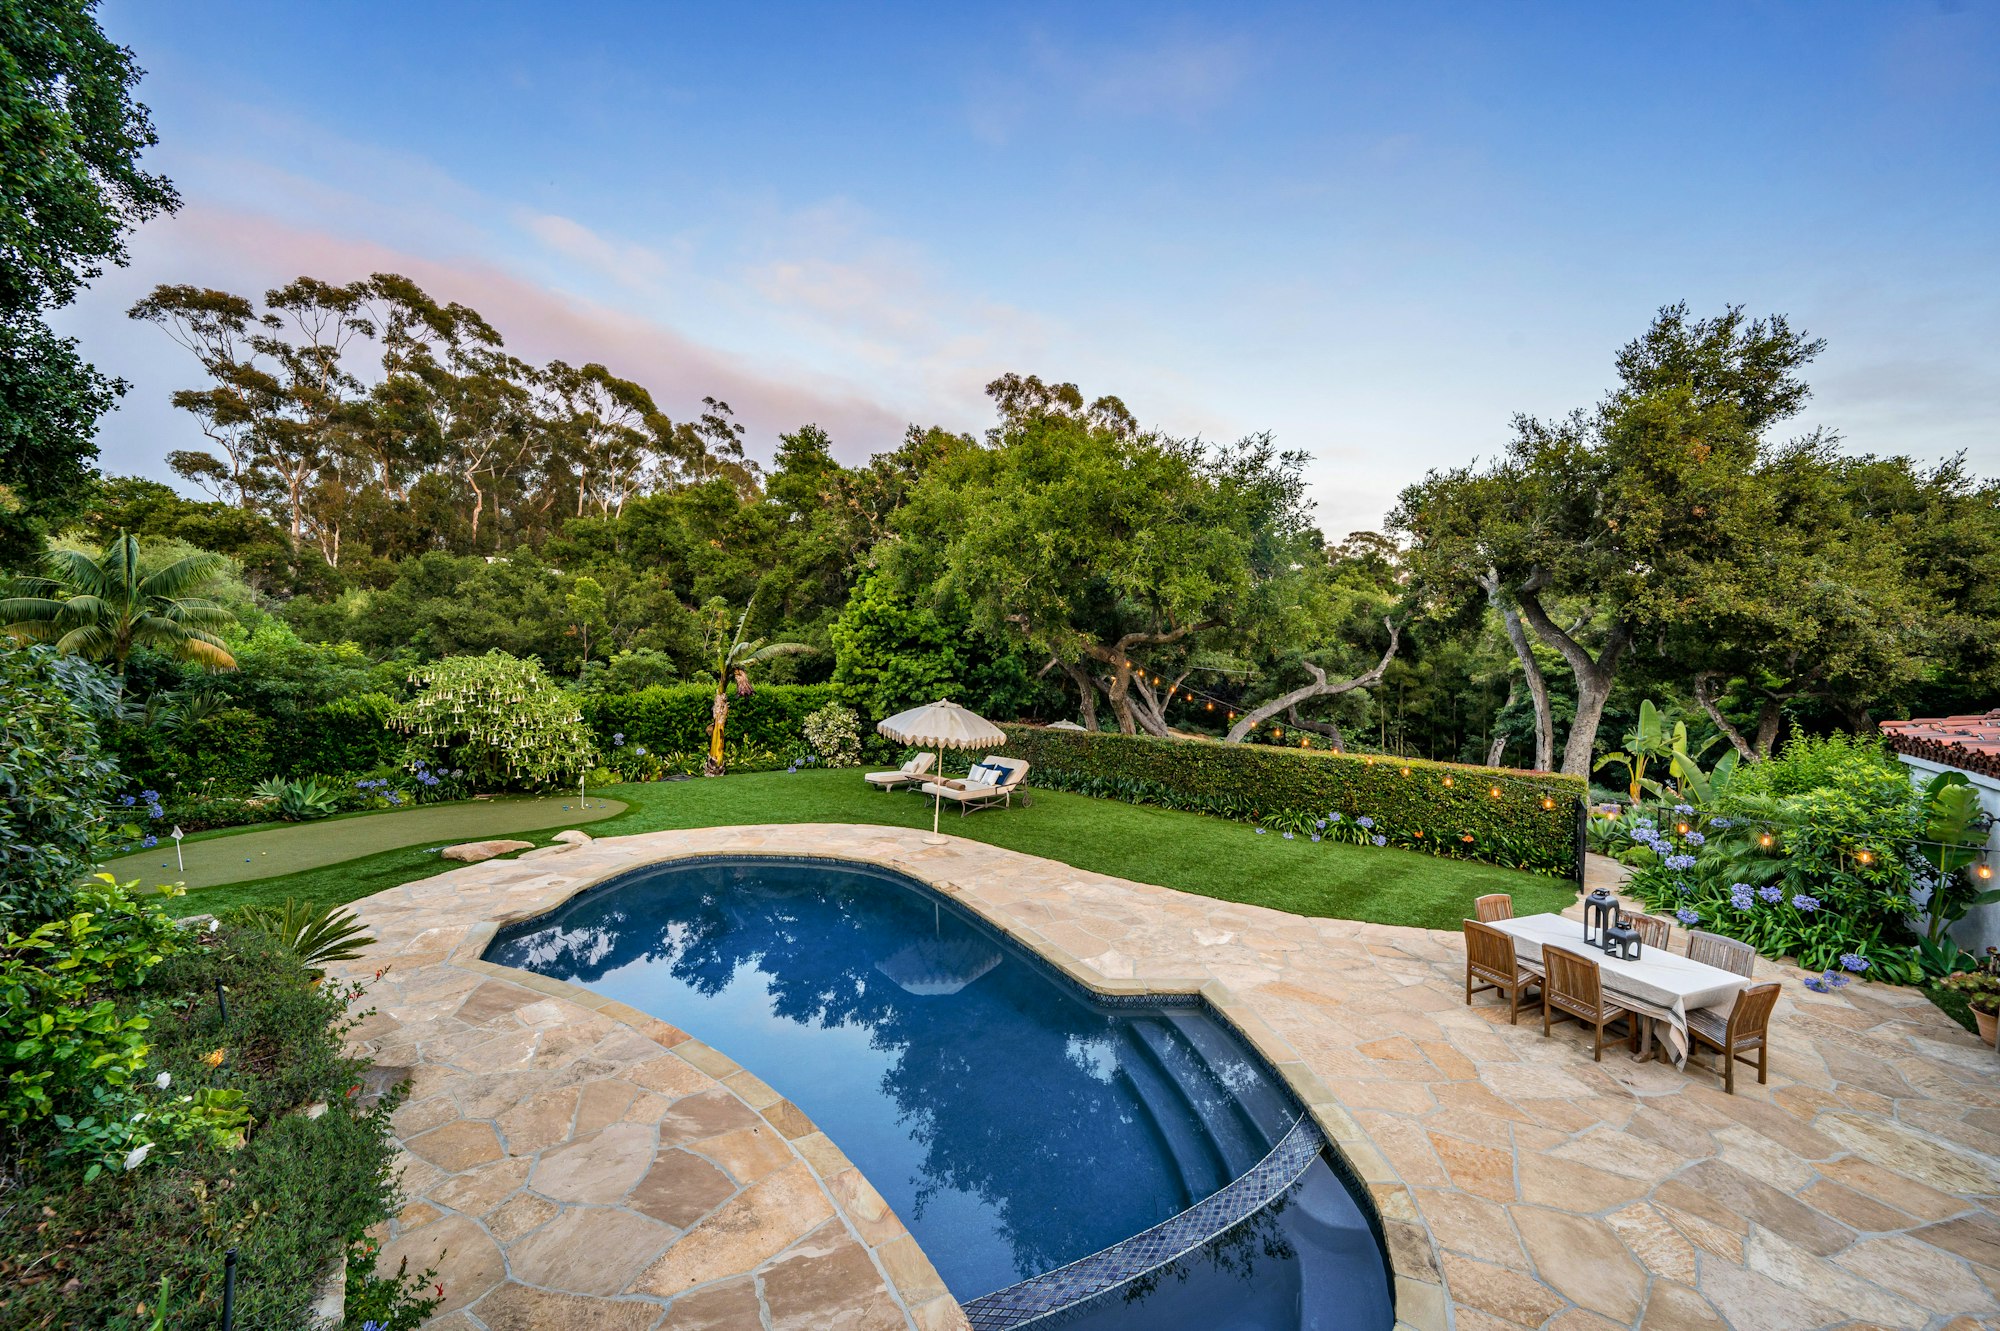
[[925, 787, 946, 844]]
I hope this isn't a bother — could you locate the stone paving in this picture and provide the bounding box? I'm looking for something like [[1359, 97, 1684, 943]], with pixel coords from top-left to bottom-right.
[[338, 825, 2000, 1331]]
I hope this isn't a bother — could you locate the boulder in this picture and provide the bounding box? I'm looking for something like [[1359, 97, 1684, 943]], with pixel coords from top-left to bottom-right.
[[441, 839, 533, 863], [551, 829, 593, 846]]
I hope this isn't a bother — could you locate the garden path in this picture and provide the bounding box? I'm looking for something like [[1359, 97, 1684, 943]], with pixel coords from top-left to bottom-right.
[[338, 826, 2000, 1331]]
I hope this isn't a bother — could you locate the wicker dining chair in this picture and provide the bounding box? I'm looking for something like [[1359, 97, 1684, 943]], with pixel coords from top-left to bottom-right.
[[1541, 946, 1639, 1061], [1473, 893, 1514, 923], [1686, 982, 1781, 1093], [1463, 918, 1539, 1023], [1686, 930, 1756, 978], [1623, 912, 1672, 950]]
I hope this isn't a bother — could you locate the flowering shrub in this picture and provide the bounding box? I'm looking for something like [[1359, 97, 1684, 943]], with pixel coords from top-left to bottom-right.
[[801, 702, 863, 768], [391, 652, 597, 789], [1623, 735, 1935, 983], [0, 877, 247, 1179]]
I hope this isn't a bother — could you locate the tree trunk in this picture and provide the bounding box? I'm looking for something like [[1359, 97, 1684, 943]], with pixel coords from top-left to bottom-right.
[[704, 689, 729, 776], [1486, 678, 1516, 767], [1084, 621, 1218, 737], [1514, 579, 1630, 779], [1285, 705, 1347, 748], [1480, 568, 1552, 770], [1693, 672, 1759, 763], [1753, 701, 1786, 758], [1225, 621, 1401, 743], [1056, 660, 1100, 730]]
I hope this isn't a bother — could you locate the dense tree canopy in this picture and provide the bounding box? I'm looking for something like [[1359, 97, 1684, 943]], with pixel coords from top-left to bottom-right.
[[0, 0, 178, 565]]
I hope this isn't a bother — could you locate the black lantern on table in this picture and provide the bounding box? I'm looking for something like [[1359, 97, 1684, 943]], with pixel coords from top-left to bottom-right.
[[1583, 888, 1618, 948], [1604, 912, 1642, 961]]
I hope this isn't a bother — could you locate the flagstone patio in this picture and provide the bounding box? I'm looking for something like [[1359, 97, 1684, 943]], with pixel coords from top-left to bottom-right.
[[336, 824, 2000, 1331]]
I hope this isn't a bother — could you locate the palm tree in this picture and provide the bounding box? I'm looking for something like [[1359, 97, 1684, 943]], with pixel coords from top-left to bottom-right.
[[704, 592, 812, 776], [0, 533, 238, 688]]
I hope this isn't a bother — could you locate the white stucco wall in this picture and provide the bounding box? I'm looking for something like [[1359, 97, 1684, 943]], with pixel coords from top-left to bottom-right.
[[1896, 754, 2000, 957]]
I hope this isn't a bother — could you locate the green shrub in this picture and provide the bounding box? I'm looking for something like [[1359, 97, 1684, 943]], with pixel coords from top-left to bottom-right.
[[995, 725, 1584, 876], [802, 701, 863, 767], [1623, 735, 1937, 982], [0, 921, 414, 1328], [391, 651, 596, 788], [0, 647, 127, 924], [587, 683, 836, 761]]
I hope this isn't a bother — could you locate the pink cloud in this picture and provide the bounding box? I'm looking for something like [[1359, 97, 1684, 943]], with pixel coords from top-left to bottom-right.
[[97, 204, 923, 468]]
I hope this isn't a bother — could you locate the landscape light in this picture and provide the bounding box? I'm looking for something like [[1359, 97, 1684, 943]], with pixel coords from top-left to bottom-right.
[[1541, 797, 1555, 810], [1857, 850, 1873, 865], [1489, 785, 1502, 798], [1760, 832, 1775, 848], [1441, 775, 1454, 787], [1980, 864, 1993, 880]]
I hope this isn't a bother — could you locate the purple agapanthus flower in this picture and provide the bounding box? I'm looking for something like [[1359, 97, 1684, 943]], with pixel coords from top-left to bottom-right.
[[147, 804, 164, 820], [1675, 906, 1700, 925], [1673, 803, 1694, 815], [634, 746, 647, 756], [141, 835, 158, 849], [1839, 953, 1870, 973], [1730, 884, 1754, 910], [1282, 830, 1294, 840], [613, 733, 625, 746], [141, 789, 159, 801], [1757, 884, 1782, 903], [1791, 894, 1820, 912], [1255, 827, 1267, 835], [1683, 831, 1705, 847], [1664, 854, 1697, 871], [1371, 835, 1386, 846], [1314, 818, 1327, 830], [1708, 817, 1734, 828], [1309, 833, 1321, 843], [119, 794, 136, 807], [1356, 816, 1374, 829]]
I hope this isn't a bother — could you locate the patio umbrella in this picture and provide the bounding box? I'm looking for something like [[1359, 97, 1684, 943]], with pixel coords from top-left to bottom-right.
[[1047, 720, 1086, 731], [877, 699, 1006, 842], [874, 936, 1002, 996]]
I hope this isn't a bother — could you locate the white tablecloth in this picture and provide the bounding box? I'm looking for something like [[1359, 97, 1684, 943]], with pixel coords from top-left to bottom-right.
[[1489, 913, 1753, 1066]]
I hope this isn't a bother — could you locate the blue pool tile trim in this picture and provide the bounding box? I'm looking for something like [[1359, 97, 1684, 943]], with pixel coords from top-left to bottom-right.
[[960, 1114, 1329, 1331]]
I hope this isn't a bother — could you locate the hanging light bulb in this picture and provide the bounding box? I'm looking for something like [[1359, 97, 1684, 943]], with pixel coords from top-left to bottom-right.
[[1400, 766, 1411, 777], [1441, 775, 1454, 787], [1979, 863, 1993, 880], [1760, 832, 1775, 848], [1489, 785, 1502, 799], [1857, 850, 1873, 865], [1541, 796, 1555, 810]]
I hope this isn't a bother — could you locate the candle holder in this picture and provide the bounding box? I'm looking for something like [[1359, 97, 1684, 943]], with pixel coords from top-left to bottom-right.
[[1583, 888, 1618, 948]]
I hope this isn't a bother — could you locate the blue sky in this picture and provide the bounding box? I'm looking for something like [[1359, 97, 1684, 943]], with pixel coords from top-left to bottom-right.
[[56, 1, 2000, 535]]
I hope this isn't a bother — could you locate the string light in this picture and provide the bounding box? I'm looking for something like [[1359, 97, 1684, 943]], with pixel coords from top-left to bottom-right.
[[1400, 767, 1411, 777], [1857, 850, 1873, 865], [1980, 864, 1993, 880], [1760, 832, 1775, 848], [1489, 785, 1502, 799], [1441, 775, 1454, 787], [1541, 797, 1555, 810]]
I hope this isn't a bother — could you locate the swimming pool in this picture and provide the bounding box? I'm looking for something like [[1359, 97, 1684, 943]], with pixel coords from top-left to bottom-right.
[[486, 855, 1393, 1329]]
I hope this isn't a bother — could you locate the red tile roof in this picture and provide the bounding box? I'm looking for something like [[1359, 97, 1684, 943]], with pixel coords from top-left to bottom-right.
[[1880, 710, 2000, 778]]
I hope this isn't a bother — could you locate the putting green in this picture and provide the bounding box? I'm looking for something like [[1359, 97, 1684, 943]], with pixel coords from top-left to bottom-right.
[[101, 795, 627, 893]]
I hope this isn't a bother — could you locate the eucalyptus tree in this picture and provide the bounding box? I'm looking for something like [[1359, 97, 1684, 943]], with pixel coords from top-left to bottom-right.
[[0, 532, 236, 685]]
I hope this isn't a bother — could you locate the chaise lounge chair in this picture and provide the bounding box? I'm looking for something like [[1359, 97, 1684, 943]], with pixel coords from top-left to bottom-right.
[[865, 752, 936, 791], [921, 756, 1030, 816]]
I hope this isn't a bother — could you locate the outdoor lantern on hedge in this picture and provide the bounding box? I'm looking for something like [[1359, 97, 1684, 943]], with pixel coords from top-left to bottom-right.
[[1583, 888, 1618, 948]]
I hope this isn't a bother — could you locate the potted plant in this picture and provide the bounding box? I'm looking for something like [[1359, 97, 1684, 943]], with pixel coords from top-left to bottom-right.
[[1940, 958, 2000, 1047]]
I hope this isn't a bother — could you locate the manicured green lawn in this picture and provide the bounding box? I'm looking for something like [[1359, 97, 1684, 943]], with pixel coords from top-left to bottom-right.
[[176, 769, 1575, 928], [102, 794, 625, 892]]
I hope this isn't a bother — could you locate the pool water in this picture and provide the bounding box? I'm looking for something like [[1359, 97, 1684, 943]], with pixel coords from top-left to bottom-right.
[[486, 856, 1392, 1328]]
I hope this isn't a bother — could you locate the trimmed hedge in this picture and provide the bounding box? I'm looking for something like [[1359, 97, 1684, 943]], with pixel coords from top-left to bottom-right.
[[110, 694, 403, 794], [583, 683, 837, 760], [997, 725, 1585, 877]]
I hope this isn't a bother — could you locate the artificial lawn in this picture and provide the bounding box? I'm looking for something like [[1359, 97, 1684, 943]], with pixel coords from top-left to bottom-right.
[[179, 769, 1575, 928], [101, 794, 626, 892]]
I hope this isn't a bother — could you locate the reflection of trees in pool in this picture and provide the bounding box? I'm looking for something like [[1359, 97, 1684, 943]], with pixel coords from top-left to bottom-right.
[[495, 863, 1225, 1284]]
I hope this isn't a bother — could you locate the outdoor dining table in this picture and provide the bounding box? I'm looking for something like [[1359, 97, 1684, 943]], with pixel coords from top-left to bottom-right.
[[1488, 912, 1755, 1067]]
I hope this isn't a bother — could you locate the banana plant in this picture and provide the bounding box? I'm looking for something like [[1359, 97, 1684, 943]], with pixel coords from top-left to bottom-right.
[[1917, 772, 1999, 945], [702, 588, 813, 776], [1595, 700, 1677, 802]]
